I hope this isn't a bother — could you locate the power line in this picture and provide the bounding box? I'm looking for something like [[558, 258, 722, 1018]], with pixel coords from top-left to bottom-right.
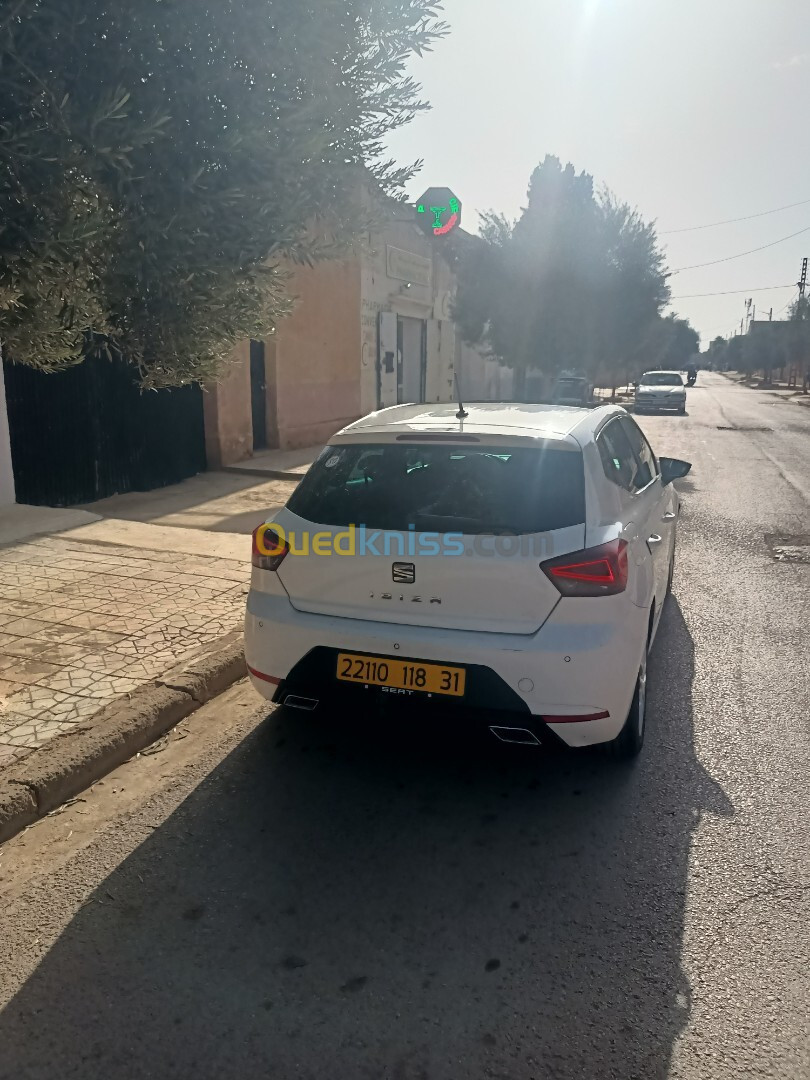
[[661, 197, 810, 234], [693, 293, 799, 339], [670, 283, 795, 299], [775, 291, 799, 317], [670, 224, 810, 273]]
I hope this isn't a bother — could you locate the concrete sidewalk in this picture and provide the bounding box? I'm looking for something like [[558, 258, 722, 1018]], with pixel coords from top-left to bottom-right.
[[0, 470, 298, 773], [721, 371, 810, 405], [223, 444, 322, 479]]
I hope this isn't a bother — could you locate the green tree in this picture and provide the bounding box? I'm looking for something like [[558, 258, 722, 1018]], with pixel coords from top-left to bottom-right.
[[705, 336, 728, 370], [593, 195, 673, 389], [632, 314, 700, 377], [452, 211, 514, 351], [0, 0, 447, 385], [787, 295, 810, 389], [454, 156, 672, 393], [724, 335, 744, 372]]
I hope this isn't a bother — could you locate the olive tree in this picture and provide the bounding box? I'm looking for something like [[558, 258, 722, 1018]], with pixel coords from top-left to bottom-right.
[[0, 0, 447, 384]]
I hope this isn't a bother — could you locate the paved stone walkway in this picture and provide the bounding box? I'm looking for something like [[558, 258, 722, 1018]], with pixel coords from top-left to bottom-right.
[[0, 535, 248, 768]]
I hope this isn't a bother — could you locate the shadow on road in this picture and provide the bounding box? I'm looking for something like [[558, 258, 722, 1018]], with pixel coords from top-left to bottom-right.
[[0, 598, 731, 1080], [79, 470, 296, 535], [631, 410, 690, 419]]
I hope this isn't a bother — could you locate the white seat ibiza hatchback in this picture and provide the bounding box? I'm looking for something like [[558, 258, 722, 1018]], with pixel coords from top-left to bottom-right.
[[245, 403, 690, 758]]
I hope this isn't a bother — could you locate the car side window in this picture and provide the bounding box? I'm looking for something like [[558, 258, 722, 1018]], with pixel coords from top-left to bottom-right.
[[619, 416, 659, 490], [596, 419, 638, 492]]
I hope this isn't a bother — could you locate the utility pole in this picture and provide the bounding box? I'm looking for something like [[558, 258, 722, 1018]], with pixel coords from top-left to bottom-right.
[[798, 258, 809, 392]]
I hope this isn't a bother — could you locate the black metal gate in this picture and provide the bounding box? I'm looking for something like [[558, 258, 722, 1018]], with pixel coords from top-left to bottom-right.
[[249, 340, 267, 451], [3, 354, 207, 506]]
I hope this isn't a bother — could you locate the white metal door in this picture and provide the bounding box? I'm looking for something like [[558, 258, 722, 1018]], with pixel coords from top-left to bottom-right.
[[398, 316, 424, 403], [378, 311, 397, 408]]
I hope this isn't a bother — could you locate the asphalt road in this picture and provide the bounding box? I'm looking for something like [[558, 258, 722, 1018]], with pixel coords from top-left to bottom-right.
[[0, 373, 808, 1080]]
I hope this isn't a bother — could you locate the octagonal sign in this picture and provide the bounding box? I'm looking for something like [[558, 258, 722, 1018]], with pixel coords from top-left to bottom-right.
[[415, 188, 462, 237]]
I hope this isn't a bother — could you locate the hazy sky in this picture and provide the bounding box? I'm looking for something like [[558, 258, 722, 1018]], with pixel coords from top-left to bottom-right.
[[386, 0, 810, 345]]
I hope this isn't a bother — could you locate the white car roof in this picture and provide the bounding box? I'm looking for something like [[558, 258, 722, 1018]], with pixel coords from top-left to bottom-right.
[[640, 370, 683, 378], [332, 402, 624, 446]]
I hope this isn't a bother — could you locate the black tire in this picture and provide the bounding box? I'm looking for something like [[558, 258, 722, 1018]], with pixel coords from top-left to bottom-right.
[[606, 656, 647, 760], [666, 549, 675, 595]]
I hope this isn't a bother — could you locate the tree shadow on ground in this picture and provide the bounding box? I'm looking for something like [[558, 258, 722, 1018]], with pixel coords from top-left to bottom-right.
[[0, 597, 731, 1080], [77, 469, 297, 534]]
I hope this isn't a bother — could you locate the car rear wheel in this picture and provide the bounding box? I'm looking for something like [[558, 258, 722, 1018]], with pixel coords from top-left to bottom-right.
[[606, 654, 647, 760]]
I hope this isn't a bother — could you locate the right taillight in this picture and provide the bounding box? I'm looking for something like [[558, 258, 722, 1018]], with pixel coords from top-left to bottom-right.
[[252, 524, 289, 571], [541, 539, 628, 597]]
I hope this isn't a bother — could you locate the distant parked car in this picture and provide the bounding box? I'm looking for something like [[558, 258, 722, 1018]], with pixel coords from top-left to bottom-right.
[[635, 371, 687, 414], [551, 375, 593, 407]]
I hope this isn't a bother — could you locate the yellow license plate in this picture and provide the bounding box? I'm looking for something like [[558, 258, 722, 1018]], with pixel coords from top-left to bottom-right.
[[336, 653, 466, 697]]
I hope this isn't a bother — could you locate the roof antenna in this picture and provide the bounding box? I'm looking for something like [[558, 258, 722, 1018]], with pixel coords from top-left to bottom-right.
[[454, 371, 468, 420]]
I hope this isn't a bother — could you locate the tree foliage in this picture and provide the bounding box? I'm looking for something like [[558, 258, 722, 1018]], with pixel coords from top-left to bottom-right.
[[633, 313, 699, 377], [705, 299, 810, 386], [705, 336, 728, 368], [454, 155, 689, 389], [0, 0, 447, 385]]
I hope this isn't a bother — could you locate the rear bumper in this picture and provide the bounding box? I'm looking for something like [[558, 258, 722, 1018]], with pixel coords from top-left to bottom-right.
[[635, 397, 686, 411], [245, 592, 647, 747], [262, 646, 571, 751]]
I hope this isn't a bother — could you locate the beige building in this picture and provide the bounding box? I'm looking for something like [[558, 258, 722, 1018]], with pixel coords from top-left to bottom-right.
[[203, 209, 460, 466]]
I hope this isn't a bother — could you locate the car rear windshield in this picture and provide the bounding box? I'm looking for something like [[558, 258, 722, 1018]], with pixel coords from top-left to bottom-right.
[[286, 443, 585, 534], [641, 372, 683, 386]]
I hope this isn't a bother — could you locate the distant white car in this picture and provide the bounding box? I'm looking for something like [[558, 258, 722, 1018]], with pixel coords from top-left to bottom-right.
[[635, 370, 687, 414], [245, 403, 691, 759]]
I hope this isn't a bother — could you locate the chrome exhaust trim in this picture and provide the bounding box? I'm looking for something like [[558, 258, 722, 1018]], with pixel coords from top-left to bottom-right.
[[489, 725, 541, 746], [284, 695, 319, 711]]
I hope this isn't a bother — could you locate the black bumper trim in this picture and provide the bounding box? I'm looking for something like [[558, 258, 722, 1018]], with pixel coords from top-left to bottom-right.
[[272, 646, 568, 750]]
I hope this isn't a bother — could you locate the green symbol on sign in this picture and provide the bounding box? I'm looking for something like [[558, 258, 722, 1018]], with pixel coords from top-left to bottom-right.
[[430, 206, 447, 229], [415, 188, 462, 237]]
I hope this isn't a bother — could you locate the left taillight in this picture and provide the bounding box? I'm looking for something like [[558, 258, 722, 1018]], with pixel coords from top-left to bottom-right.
[[252, 524, 289, 571], [540, 539, 628, 597]]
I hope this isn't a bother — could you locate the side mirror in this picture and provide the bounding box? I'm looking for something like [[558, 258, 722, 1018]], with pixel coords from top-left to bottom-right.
[[660, 457, 692, 486]]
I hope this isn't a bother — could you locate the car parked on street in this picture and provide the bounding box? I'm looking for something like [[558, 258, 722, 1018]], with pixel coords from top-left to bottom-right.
[[634, 370, 687, 414], [246, 403, 691, 759], [551, 375, 593, 407]]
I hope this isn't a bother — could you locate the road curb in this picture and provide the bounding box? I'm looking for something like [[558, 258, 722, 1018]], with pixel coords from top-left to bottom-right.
[[0, 632, 246, 846], [221, 465, 306, 482], [721, 371, 810, 404]]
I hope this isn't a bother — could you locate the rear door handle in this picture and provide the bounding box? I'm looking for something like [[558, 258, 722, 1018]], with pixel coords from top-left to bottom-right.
[[662, 512, 676, 521], [647, 534, 663, 546]]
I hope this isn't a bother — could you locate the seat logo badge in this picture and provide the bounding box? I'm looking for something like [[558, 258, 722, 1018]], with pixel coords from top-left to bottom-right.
[[392, 562, 416, 584]]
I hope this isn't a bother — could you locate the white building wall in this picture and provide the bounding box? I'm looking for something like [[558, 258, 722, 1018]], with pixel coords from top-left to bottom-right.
[[359, 217, 457, 414], [457, 341, 514, 401]]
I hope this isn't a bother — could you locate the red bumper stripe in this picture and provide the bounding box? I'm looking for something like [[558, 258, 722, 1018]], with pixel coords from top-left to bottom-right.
[[248, 665, 280, 685], [543, 711, 610, 724]]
